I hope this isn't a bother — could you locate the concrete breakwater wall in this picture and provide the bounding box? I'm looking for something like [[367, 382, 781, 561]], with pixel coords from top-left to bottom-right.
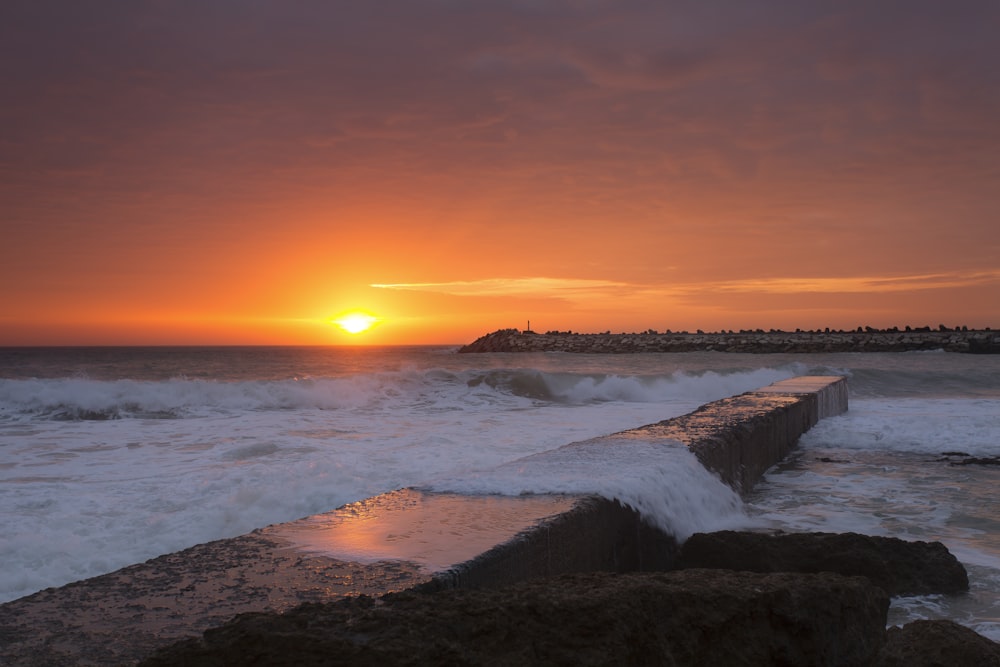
[[436, 376, 847, 591], [459, 328, 1000, 353], [0, 377, 847, 666]]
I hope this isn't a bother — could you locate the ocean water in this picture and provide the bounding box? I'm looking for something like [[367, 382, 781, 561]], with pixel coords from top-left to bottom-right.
[[1, 346, 998, 638]]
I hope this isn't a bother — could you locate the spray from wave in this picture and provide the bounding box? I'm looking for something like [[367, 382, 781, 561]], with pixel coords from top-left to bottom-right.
[[464, 366, 798, 404]]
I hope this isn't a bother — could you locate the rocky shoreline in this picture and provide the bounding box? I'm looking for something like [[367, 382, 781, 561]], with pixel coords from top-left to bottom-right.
[[140, 531, 995, 666], [459, 327, 1000, 354]]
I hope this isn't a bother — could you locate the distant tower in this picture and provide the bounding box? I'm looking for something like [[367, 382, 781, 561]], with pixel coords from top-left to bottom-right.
[[527, 320, 531, 332]]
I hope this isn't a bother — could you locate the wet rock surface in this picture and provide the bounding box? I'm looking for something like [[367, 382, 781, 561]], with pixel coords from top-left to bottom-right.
[[877, 620, 1000, 666], [936, 451, 1000, 466], [677, 530, 969, 596], [140, 569, 890, 667]]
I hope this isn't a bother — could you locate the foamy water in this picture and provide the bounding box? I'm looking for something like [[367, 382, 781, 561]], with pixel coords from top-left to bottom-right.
[[746, 397, 1000, 640], [2, 346, 999, 640]]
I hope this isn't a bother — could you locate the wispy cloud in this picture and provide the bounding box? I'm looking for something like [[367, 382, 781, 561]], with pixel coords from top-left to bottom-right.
[[372, 277, 630, 299], [682, 270, 1000, 296], [374, 270, 1000, 302]]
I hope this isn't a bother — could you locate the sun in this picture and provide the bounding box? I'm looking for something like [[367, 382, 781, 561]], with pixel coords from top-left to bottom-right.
[[331, 311, 379, 334]]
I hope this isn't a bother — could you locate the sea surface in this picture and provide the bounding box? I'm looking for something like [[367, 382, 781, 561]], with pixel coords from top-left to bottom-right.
[[1, 346, 998, 637]]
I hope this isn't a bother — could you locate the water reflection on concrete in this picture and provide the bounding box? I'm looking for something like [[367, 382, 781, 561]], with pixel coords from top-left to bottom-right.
[[267, 489, 579, 572]]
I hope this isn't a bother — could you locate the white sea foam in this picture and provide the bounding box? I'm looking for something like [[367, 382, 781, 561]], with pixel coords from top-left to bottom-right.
[[748, 440, 1000, 561], [748, 412, 1000, 640], [890, 564, 1000, 641], [799, 398, 1000, 457]]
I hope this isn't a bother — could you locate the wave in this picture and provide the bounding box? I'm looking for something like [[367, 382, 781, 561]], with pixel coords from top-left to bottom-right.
[[837, 367, 1000, 399], [464, 366, 797, 404], [1, 373, 483, 420], [0, 374, 350, 421], [0, 366, 799, 421], [13, 357, 994, 423]]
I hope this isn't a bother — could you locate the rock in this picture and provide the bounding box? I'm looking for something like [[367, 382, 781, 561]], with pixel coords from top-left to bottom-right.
[[876, 620, 1000, 666], [677, 531, 969, 596], [936, 452, 1000, 466], [139, 569, 889, 667]]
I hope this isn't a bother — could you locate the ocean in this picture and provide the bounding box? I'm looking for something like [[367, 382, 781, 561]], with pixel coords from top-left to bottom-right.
[[1, 346, 998, 638]]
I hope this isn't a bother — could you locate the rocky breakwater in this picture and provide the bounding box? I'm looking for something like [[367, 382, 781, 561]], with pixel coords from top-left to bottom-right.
[[459, 327, 1000, 353]]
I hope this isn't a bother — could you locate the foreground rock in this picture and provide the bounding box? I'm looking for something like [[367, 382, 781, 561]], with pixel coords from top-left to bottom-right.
[[140, 570, 889, 667], [877, 620, 1000, 666], [678, 531, 969, 596]]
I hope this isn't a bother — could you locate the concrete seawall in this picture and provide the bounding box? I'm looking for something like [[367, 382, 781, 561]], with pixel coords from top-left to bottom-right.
[[459, 328, 1000, 353], [0, 376, 847, 666]]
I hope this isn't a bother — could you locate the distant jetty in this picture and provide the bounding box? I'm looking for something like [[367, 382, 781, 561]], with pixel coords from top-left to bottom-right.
[[459, 327, 1000, 354]]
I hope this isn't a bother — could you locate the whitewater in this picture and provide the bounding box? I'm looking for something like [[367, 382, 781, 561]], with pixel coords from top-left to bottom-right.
[[1, 346, 998, 638]]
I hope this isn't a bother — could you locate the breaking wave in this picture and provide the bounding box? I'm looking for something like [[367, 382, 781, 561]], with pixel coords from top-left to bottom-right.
[[0, 366, 798, 421]]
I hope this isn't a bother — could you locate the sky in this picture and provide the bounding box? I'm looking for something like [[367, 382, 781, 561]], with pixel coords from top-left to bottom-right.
[[2, 1, 999, 346]]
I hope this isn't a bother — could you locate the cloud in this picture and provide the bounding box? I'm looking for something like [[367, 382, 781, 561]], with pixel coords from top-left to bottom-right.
[[372, 277, 630, 299], [652, 270, 1000, 298], [710, 271, 1000, 294], [375, 269, 1000, 302], [4, 1, 999, 342]]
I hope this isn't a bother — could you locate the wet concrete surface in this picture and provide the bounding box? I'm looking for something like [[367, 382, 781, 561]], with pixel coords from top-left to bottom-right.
[[0, 530, 430, 665], [0, 492, 580, 666]]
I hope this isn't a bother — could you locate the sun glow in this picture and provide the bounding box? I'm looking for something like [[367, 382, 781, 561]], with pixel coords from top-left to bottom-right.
[[331, 311, 379, 334]]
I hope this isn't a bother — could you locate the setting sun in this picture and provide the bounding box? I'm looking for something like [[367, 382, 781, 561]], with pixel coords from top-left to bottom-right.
[[331, 311, 379, 335], [1, 1, 999, 349]]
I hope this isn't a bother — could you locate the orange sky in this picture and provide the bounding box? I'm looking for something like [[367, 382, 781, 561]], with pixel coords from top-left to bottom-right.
[[2, 2, 998, 345]]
